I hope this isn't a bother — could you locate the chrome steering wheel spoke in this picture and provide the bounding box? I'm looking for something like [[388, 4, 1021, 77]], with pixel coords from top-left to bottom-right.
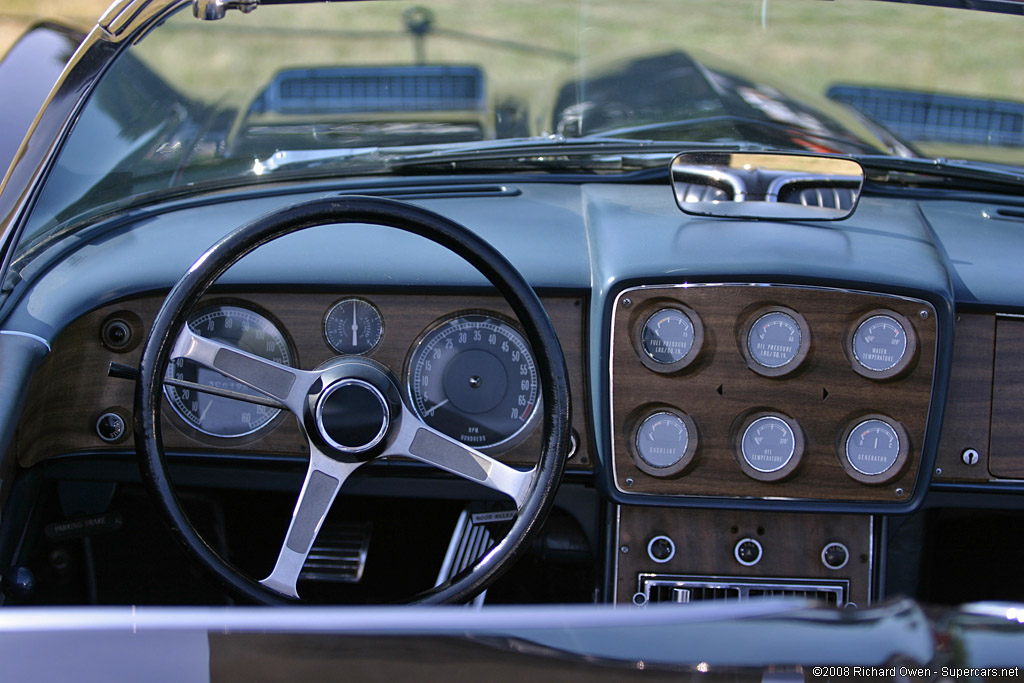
[[388, 412, 535, 509], [169, 326, 319, 416], [259, 443, 363, 598]]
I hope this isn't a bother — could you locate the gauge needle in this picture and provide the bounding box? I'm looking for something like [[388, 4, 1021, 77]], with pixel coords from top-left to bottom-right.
[[351, 301, 358, 347], [198, 398, 213, 425], [424, 399, 449, 417]]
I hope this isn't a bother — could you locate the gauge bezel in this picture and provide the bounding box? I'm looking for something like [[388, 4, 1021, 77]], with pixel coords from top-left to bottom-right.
[[163, 300, 297, 441], [838, 413, 910, 484], [739, 305, 811, 378], [732, 410, 805, 482], [404, 309, 542, 454], [631, 302, 705, 374], [629, 407, 699, 477], [323, 297, 385, 356], [846, 309, 918, 380]]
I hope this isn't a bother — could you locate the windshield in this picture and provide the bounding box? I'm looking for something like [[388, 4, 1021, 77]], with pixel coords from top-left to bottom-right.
[[17, 0, 1024, 250]]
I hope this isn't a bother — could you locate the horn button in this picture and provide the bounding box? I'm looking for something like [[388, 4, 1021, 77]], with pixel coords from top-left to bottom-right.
[[315, 378, 390, 455]]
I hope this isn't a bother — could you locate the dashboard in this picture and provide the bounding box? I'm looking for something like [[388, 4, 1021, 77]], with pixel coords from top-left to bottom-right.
[[6, 178, 1024, 608]]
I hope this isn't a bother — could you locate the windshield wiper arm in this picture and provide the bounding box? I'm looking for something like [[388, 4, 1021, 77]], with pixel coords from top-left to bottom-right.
[[857, 155, 1024, 192]]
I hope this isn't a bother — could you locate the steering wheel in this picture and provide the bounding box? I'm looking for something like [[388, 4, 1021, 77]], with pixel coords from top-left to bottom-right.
[[134, 196, 571, 605]]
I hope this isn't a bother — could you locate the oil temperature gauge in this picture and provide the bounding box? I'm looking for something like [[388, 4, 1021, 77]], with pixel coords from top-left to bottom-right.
[[734, 412, 804, 482], [324, 298, 383, 355], [840, 415, 909, 484], [631, 409, 698, 477]]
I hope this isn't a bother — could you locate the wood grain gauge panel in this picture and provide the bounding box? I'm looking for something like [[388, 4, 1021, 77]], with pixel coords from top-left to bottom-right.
[[18, 292, 589, 469], [934, 314, 995, 483], [615, 507, 873, 607], [611, 285, 936, 502], [990, 317, 1024, 479]]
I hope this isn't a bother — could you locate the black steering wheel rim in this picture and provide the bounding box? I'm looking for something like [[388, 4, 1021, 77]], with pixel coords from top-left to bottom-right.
[[134, 195, 571, 605]]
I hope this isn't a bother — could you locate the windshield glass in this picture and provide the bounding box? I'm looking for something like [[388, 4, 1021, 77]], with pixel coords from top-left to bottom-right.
[[18, 0, 1024, 250]]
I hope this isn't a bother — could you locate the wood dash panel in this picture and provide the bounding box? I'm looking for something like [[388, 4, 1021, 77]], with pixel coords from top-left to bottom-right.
[[990, 317, 1024, 479]]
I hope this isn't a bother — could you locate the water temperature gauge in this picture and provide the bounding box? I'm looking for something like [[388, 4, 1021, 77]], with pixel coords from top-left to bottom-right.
[[849, 310, 917, 380]]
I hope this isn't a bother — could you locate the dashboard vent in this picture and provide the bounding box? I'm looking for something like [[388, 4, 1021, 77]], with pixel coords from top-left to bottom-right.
[[827, 85, 1024, 146], [636, 574, 847, 607], [299, 521, 371, 583]]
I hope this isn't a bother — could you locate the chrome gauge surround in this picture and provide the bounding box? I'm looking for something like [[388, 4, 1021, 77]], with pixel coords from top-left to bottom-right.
[[632, 302, 705, 374], [839, 414, 910, 484], [631, 408, 699, 477], [848, 309, 917, 380], [405, 311, 541, 453], [323, 297, 384, 356], [733, 411, 805, 482], [740, 305, 811, 377], [164, 303, 295, 439]]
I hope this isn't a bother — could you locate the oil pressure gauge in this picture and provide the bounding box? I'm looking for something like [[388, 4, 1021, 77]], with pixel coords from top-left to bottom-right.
[[741, 306, 810, 377]]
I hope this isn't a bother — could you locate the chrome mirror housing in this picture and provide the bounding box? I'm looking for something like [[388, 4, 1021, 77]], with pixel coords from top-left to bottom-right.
[[671, 151, 864, 220]]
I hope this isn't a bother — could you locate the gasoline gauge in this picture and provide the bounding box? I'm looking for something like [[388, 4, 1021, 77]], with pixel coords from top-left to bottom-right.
[[631, 409, 698, 477]]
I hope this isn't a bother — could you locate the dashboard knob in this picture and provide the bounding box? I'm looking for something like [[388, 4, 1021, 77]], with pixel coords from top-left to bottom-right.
[[821, 542, 849, 569], [734, 538, 762, 566], [647, 535, 675, 563]]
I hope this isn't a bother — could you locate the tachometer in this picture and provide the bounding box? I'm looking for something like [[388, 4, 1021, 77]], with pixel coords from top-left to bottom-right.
[[164, 304, 295, 438], [406, 312, 540, 452]]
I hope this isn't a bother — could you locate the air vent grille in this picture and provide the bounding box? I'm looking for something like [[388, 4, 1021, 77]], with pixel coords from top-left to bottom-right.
[[262, 66, 486, 114], [299, 521, 371, 583], [827, 85, 1024, 146], [637, 574, 847, 606]]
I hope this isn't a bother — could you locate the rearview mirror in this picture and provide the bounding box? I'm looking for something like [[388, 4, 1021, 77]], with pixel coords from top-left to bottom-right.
[[671, 152, 864, 220]]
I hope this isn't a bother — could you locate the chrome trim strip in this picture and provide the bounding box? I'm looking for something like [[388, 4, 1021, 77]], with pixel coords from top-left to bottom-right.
[[0, 330, 51, 352], [609, 282, 935, 499]]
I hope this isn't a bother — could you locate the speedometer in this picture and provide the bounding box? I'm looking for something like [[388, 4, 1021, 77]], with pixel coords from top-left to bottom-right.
[[164, 304, 295, 438], [406, 312, 541, 452]]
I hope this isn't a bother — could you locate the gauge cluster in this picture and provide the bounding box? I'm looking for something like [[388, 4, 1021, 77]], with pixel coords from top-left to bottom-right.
[[17, 293, 589, 469], [610, 284, 937, 503]]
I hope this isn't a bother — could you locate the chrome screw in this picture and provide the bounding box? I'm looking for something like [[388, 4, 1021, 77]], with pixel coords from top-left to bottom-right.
[[895, 488, 905, 497], [620, 545, 629, 554], [625, 478, 634, 487], [622, 298, 632, 308], [919, 310, 930, 319]]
